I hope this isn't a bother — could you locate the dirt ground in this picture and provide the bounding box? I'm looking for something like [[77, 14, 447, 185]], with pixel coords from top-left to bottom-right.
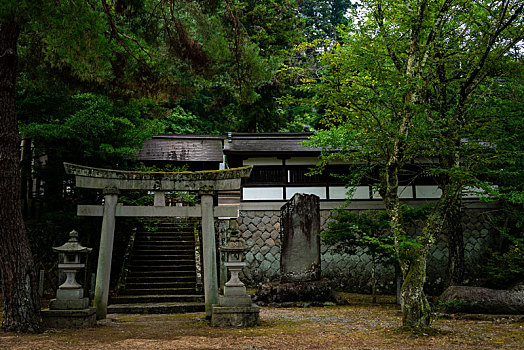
[[1, 295, 523, 349]]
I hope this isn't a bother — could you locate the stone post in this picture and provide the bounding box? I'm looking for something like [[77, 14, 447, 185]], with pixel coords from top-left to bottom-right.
[[201, 191, 218, 318], [154, 191, 165, 206], [94, 187, 119, 320]]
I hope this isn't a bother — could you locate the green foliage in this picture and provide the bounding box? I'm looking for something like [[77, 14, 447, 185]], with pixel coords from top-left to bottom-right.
[[299, 0, 355, 43], [322, 209, 394, 261], [159, 106, 201, 135], [19, 93, 163, 166], [486, 242, 524, 288]]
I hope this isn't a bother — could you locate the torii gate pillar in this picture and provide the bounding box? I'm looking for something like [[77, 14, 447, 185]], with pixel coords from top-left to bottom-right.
[[94, 187, 119, 319], [200, 191, 218, 318]]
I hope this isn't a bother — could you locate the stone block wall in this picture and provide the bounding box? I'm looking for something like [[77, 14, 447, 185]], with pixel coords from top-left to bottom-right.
[[237, 211, 282, 284], [235, 206, 498, 295]]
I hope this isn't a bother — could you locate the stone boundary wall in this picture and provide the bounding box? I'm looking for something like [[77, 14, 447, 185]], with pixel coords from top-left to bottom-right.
[[233, 206, 497, 295]]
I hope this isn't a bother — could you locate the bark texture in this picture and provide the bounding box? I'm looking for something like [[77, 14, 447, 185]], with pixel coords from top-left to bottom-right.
[[0, 19, 42, 333], [401, 246, 431, 328], [444, 202, 465, 287]]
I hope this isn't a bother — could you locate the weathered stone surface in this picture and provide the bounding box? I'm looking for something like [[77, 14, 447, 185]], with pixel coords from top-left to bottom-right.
[[280, 193, 321, 283], [260, 260, 271, 271], [260, 246, 270, 255], [41, 307, 97, 329], [254, 281, 336, 303], [440, 285, 524, 314], [211, 305, 260, 327], [50, 297, 90, 310]]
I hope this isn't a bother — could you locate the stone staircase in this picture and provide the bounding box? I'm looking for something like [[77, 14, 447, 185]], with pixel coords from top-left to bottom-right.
[[108, 219, 204, 314]]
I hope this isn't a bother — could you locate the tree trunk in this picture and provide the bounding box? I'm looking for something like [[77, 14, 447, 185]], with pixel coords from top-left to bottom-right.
[[0, 19, 42, 333], [444, 200, 465, 287], [401, 245, 431, 328], [395, 262, 402, 305], [371, 254, 376, 303]]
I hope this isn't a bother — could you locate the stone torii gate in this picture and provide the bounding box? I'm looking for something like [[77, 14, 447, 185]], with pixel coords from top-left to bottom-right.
[[64, 163, 252, 320]]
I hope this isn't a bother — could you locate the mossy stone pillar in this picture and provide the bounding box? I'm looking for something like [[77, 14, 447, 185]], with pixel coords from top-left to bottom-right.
[[94, 187, 119, 320]]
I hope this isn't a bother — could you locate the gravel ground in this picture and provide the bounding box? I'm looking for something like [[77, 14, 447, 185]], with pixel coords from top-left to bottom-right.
[[1, 302, 523, 349]]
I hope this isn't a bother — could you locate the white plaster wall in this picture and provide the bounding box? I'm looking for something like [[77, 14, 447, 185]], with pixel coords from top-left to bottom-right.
[[285, 157, 319, 165], [285, 187, 327, 200], [243, 157, 282, 166], [416, 185, 442, 198], [373, 185, 414, 199], [398, 185, 413, 199], [243, 187, 283, 200], [329, 186, 370, 200]]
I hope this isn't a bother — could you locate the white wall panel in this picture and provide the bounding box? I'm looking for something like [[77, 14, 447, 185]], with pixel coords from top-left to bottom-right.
[[398, 185, 414, 199], [286, 187, 327, 200], [285, 157, 319, 165], [243, 187, 283, 200], [373, 186, 414, 199], [416, 185, 442, 198], [243, 157, 282, 166], [329, 186, 370, 200]]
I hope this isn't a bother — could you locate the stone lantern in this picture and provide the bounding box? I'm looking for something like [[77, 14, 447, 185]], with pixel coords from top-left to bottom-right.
[[51, 230, 92, 309], [219, 228, 251, 307], [211, 224, 260, 327], [42, 230, 96, 328]]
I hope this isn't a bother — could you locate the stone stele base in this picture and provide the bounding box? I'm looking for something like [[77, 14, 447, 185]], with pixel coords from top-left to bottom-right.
[[41, 307, 97, 329], [211, 305, 260, 327]]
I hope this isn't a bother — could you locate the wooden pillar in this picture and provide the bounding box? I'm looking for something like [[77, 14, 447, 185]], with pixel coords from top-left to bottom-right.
[[200, 191, 218, 318], [94, 187, 119, 320]]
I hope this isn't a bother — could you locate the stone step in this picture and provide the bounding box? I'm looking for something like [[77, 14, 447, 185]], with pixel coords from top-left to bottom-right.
[[123, 288, 197, 295], [132, 244, 195, 250], [136, 230, 194, 235], [134, 239, 195, 244], [107, 302, 204, 314], [127, 270, 196, 277], [133, 249, 194, 255], [134, 237, 195, 242], [132, 254, 194, 261], [129, 265, 196, 272], [126, 276, 196, 283], [110, 294, 203, 304], [130, 259, 195, 265], [125, 281, 196, 289]]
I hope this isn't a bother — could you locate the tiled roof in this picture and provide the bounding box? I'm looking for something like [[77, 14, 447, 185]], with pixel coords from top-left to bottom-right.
[[137, 135, 224, 162], [224, 133, 321, 154]]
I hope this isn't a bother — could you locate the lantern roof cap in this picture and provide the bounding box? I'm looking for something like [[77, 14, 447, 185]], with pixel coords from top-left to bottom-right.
[[53, 230, 92, 254], [220, 229, 248, 252]]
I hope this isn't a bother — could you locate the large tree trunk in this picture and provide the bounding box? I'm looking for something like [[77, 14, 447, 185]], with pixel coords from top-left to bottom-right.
[[444, 200, 465, 288], [401, 245, 431, 328], [0, 19, 42, 333]]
